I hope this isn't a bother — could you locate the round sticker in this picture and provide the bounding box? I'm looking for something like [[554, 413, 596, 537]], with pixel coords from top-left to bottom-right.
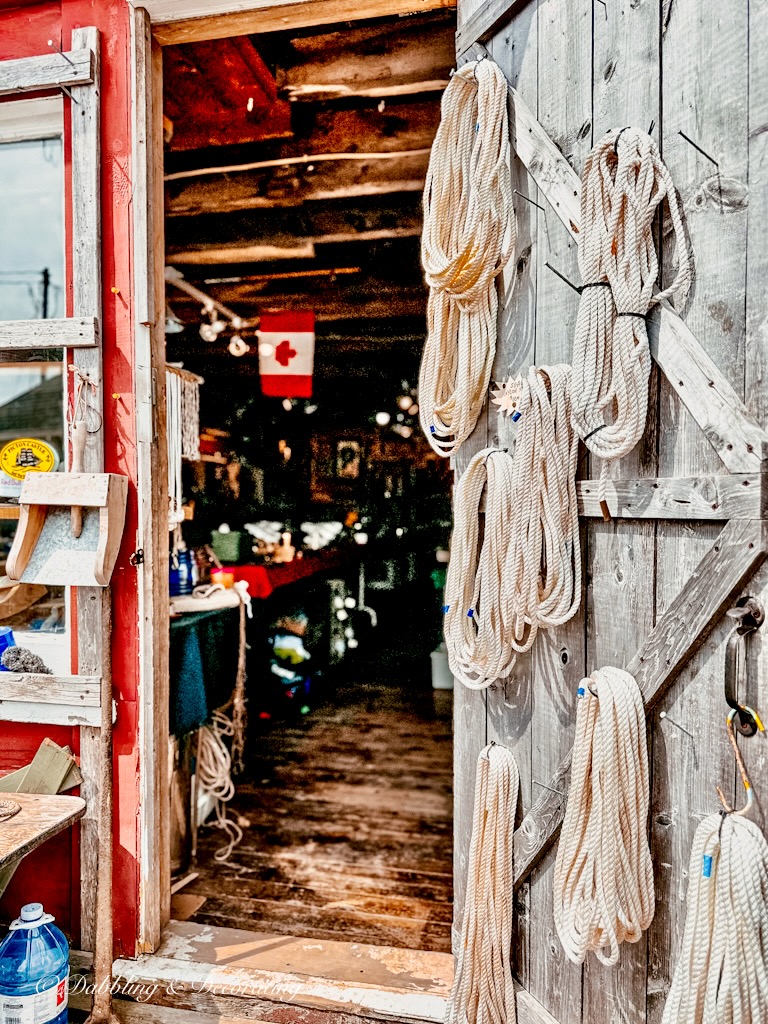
[[0, 438, 58, 481]]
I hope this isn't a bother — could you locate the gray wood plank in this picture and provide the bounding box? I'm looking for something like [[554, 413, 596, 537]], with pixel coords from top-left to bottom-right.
[[583, 5, 660, 1017], [485, 11, 538, 995], [0, 48, 93, 96], [69, 24, 104, 955], [525, 1, 590, 1019], [468, 48, 768, 475], [0, 318, 98, 350], [446, 35, 492, 945], [741, 0, 768, 851], [511, 518, 768, 888], [648, 5, 750, 1020], [0, 792, 85, 867], [577, 474, 763, 520], [132, 6, 172, 950]]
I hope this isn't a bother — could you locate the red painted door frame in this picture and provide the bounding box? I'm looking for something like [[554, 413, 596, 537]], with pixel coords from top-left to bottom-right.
[[0, 0, 141, 958]]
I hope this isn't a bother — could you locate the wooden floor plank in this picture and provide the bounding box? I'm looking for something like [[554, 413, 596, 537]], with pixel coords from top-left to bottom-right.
[[187, 675, 454, 952]]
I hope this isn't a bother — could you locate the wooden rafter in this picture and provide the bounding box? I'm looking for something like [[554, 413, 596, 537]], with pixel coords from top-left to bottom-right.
[[148, 0, 457, 47]]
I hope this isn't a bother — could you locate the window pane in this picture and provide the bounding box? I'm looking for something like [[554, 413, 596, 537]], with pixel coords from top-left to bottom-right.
[[0, 137, 65, 320], [0, 362, 68, 665]]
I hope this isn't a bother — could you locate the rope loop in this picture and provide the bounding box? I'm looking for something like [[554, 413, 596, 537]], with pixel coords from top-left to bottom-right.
[[444, 364, 581, 688], [571, 127, 692, 497], [554, 666, 654, 965], [419, 56, 515, 457]]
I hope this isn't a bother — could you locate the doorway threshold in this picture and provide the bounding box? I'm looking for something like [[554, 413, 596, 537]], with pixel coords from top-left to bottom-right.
[[108, 919, 452, 1023]]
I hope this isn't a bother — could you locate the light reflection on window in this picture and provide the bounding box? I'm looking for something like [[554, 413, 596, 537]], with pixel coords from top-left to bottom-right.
[[0, 137, 64, 320]]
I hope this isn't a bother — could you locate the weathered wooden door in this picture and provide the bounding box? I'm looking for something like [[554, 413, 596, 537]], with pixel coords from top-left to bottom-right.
[[451, 3, 768, 1022]]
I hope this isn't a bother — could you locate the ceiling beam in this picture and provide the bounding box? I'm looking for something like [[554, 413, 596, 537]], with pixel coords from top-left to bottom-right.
[[276, 17, 454, 102], [149, 0, 456, 47], [167, 153, 429, 215], [166, 195, 424, 263]]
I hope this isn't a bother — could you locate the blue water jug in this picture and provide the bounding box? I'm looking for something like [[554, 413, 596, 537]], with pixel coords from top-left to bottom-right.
[[169, 545, 196, 597], [0, 903, 69, 1023]]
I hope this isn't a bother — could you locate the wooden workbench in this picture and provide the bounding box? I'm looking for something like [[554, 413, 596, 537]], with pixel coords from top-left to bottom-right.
[[0, 792, 85, 868]]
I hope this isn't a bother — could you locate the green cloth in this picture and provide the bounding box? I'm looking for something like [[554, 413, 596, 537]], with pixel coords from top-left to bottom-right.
[[169, 608, 240, 735]]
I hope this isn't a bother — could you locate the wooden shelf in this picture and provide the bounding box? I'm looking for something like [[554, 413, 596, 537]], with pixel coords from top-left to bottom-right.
[[0, 792, 85, 868]]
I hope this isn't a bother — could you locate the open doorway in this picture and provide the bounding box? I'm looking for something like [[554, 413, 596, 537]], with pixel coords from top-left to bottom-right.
[[160, 9, 456, 956]]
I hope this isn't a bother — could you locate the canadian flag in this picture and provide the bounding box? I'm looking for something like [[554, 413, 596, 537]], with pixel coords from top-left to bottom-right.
[[258, 311, 315, 398]]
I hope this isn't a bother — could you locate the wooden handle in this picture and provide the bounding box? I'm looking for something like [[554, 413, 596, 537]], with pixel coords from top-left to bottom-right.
[[70, 421, 88, 538]]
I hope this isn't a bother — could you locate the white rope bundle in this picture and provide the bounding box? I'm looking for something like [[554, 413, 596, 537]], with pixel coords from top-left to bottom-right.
[[662, 812, 768, 1024], [505, 365, 580, 649], [554, 666, 654, 965], [197, 710, 244, 862], [420, 57, 514, 457], [571, 128, 692, 500], [447, 743, 519, 1024], [444, 365, 580, 689], [444, 447, 517, 690]]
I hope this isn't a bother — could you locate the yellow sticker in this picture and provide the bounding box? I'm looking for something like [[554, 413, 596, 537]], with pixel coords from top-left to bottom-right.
[[0, 438, 58, 481]]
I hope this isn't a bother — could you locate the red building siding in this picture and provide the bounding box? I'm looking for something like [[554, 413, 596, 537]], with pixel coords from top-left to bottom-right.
[[0, 0, 140, 958]]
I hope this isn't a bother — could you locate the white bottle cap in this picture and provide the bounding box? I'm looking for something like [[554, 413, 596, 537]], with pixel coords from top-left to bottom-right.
[[20, 904, 43, 922]]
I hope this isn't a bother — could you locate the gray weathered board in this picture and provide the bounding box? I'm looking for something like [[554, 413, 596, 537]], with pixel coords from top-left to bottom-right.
[[450, 4, 768, 1024]]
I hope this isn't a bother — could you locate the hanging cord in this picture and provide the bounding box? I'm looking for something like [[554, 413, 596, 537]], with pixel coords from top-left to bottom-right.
[[446, 743, 519, 1024], [553, 666, 655, 965], [444, 365, 580, 689], [166, 369, 184, 531], [662, 811, 768, 1023], [571, 128, 692, 506], [505, 364, 581, 649], [443, 447, 517, 689], [197, 710, 244, 862], [419, 57, 515, 457]]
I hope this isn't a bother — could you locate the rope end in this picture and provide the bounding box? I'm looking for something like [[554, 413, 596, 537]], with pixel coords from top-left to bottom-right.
[[600, 499, 612, 522]]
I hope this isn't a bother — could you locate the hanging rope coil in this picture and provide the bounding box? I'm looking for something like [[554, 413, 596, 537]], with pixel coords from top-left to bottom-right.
[[419, 57, 515, 457], [571, 128, 692, 501], [444, 365, 580, 689], [446, 743, 519, 1024], [197, 710, 244, 863], [554, 666, 655, 965], [444, 446, 517, 690], [662, 811, 768, 1024]]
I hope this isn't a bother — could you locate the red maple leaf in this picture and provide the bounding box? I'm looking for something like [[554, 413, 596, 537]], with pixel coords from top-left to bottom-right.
[[275, 339, 297, 366]]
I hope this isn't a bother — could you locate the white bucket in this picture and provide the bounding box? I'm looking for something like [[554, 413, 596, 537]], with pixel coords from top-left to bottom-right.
[[431, 646, 454, 690]]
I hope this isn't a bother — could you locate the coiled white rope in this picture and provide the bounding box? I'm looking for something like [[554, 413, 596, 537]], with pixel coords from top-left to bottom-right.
[[571, 128, 692, 503], [444, 365, 580, 689], [446, 743, 519, 1024], [197, 710, 244, 862], [662, 811, 768, 1024], [554, 666, 655, 965], [444, 446, 517, 689], [420, 57, 515, 457]]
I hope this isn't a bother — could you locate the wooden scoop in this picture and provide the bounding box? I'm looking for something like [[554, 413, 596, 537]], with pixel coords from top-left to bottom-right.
[[70, 420, 87, 538]]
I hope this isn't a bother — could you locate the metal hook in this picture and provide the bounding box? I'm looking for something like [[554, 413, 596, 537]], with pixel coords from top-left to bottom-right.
[[716, 706, 764, 817], [724, 596, 764, 736]]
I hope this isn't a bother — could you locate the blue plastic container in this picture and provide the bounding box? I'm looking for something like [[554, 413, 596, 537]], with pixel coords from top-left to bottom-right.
[[0, 627, 16, 673], [169, 547, 196, 597], [0, 903, 69, 1023]]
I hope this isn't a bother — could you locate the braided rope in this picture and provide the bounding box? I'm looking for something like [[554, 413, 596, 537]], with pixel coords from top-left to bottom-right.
[[662, 811, 768, 1023], [554, 666, 655, 965], [444, 365, 580, 689], [571, 128, 692, 501], [446, 743, 519, 1024], [420, 57, 515, 457]]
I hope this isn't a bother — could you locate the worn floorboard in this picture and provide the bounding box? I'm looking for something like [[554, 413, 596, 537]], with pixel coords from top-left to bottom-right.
[[185, 671, 454, 952]]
